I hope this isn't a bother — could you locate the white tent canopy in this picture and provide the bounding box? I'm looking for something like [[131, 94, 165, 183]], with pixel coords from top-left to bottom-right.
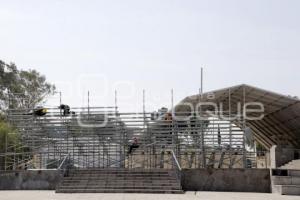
[[178, 84, 300, 149]]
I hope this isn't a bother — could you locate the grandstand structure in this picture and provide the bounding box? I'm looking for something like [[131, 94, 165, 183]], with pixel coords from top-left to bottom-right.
[[1, 89, 263, 171], [2, 84, 300, 194]]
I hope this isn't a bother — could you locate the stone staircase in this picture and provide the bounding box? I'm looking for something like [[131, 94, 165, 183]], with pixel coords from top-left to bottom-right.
[[272, 169, 300, 195], [56, 168, 183, 193], [280, 159, 300, 170]]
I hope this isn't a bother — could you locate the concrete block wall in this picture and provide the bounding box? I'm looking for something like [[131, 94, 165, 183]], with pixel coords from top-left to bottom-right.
[[0, 170, 62, 190], [0, 169, 271, 193], [181, 169, 271, 193]]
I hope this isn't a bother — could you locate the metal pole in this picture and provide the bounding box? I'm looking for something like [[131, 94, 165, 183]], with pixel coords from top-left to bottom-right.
[[142, 90, 145, 115], [199, 67, 205, 168], [5, 91, 10, 170], [59, 91, 62, 117], [229, 87, 233, 168], [171, 89, 177, 155], [115, 90, 118, 113], [115, 90, 122, 168], [88, 91, 90, 118], [142, 90, 146, 145], [171, 89, 174, 110], [171, 88, 174, 148], [59, 91, 62, 105], [5, 133, 7, 170], [200, 67, 203, 97], [243, 85, 247, 168]]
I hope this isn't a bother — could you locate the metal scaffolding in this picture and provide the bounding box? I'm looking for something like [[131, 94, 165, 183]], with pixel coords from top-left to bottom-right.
[[0, 91, 266, 170]]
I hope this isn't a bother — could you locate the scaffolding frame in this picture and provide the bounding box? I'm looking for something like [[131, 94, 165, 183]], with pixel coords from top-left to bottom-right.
[[1, 91, 267, 170]]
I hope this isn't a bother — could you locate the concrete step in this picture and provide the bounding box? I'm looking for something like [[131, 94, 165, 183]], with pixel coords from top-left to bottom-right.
[[289, 170, 300, 177], [69, 169, 171, 172], [68, 173, 171, 176], [69, 172, 170, 175], [64, 178, 176, 181], [67, 177, 173, 179], [280, 160, 300, 170], [62, 177, 176, 181], [69, 174, 172, 177], [61, 178, 179, 182], [61, 181, 179, 184], [282, 166, 300, 170], [58, 186, 180, 190], [70, 170, 169, 174], [272, 176, 300, 185], [61, 178, 178, 181], [59, 180, 178, 184], [61, 182, 180, 187], [70, 169, 171, 172], [60, 180, 179, 184], [59, 182, 181, 186], [69, 173, 171, 176], [56, 169, 182, 193], [59, 185, 181, 188], [56, 188, 184, 194], [69, 173, 172, 175], [273, 185, 300, 195], [69, 170, 171, 173]]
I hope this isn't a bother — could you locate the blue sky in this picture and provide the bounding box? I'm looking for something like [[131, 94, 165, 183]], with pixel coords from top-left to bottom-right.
[[1, 0, 299, 111]]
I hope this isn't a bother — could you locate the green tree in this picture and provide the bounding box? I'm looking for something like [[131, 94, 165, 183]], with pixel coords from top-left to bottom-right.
[[0, 60, 56, 111], [0, 121, 24, 170], [0, 60, 55, 169]]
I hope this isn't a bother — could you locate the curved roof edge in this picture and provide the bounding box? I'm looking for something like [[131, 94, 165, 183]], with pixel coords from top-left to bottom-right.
[[179, 84, 300, 149]]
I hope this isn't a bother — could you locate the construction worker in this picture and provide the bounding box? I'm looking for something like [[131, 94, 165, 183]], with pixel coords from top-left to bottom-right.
[[33, 108, 48, 116], [24, 107, 48, 116], [164, 112, 173, 122], [59, 104, 75, 116], [164, 113, 173, 144], [128, 137, 139, 154]]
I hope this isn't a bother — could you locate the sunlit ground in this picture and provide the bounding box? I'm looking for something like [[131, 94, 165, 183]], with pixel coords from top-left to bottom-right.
[[0, 191, 299, 200]]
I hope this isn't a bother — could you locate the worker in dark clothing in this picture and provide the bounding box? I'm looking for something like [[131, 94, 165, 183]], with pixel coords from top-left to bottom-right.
[[59, 104, 75, 116], [24, 107, 48, 116], [164, 113, 173, 144], [218, 125, 222, 147], [164, 113, 172, 121], [33, 108, 48, 116], [128, 137, 139, 154]]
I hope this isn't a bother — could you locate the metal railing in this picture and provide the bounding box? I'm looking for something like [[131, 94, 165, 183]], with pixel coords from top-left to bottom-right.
[[57, 153, 70, 170], [0, 149, 269, 170], [57, 153, 71, 177], [171, 150, 182, 182], [4, 107, 260, 170]]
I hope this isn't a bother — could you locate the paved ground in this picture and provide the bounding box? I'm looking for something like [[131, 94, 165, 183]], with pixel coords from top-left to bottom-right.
[[0, 191, 299, 200]]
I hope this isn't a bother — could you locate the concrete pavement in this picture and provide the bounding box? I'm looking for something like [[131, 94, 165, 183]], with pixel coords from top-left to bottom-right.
[[0, 191, 299, 200]]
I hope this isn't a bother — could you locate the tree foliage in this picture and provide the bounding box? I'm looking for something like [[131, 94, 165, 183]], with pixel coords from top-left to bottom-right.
[[0, 121, 21, 169], [0, 60, 55, 169], [0, 121, 19, 153], [0, 60, 56, 111]]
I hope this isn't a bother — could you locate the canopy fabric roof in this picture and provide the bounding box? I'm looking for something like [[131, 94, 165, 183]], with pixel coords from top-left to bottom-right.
[[179, 84, 300, 149]]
